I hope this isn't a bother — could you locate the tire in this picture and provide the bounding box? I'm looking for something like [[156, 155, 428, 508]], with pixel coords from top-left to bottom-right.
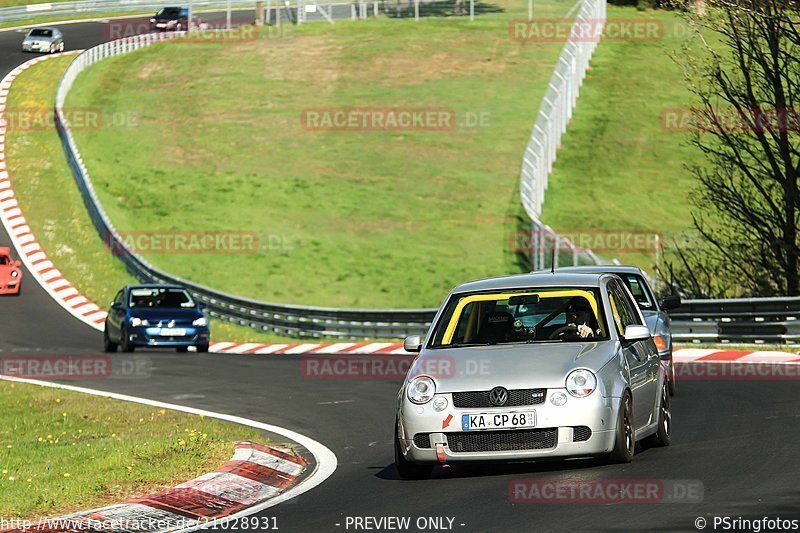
[[668, 358, 677, 396], [644, 380, 672, 448], [120, 327, 135, 353], [196, 344, 209, 353], [394, 419, 433, 480], [176, 346, 188, 353], [609, 393, 635, 463], [103, 325, 118, 353]]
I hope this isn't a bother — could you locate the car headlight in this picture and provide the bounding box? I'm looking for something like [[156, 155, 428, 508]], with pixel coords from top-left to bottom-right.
[[566, 369, 597, 398], [192, 317, 208, 327], [407, 376, 435, 405], [11, 271, 18, 278], [130, 317, 149, 327]]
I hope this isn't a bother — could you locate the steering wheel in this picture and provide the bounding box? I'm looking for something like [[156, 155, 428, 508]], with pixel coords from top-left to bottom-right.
[[549, 325, 578, 340]]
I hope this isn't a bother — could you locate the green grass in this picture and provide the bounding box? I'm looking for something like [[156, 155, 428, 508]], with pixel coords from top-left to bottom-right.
[[540, 7, 700, 271], [65, 1, 575, 309], [0, 380, 264, 519], [4, 55, 297, 343]]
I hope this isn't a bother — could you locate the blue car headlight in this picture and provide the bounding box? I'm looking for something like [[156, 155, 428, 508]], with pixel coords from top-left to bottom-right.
[[130, 317, 149, 327], [192, 317, 208, 327]]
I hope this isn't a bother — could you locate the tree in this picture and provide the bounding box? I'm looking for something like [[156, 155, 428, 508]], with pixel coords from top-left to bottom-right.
[[667, 0, 800, 296]]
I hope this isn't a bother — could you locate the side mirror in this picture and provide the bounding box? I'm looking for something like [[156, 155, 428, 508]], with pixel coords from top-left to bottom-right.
[[13, 261, 21, 268], [622, 324, 650, 342], [403, 335, 423, 353], [110, 301, 122, 309], [659, 295, 681, 311]]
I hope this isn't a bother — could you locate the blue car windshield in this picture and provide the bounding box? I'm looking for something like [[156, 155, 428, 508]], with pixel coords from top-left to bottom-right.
[[129, 288, 195, 308]]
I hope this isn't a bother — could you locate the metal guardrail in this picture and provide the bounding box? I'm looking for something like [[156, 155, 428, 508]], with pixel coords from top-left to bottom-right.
[[669, 297, 800, 345], [517, 0, 608, 271], [54, 32, 437, 340]]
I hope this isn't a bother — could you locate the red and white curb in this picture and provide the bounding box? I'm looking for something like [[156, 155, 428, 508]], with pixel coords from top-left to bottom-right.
[[209, 340, 410, 355], [672, 348, 800, 364], [2, 441, 306, 533], [0, 52, 109, 332], [0, 375, 337, 533], [210, 342, 800, 363]]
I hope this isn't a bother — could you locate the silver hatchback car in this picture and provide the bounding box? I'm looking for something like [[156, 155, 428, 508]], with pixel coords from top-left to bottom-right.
[[21, 27, 65, 54], [556, 266, 681, 395], [395, 272, 672, 479]]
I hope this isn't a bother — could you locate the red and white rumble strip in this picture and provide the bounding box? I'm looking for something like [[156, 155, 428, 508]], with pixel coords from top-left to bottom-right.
[[210, 342, 800, 361], [0, 52, 109, 332], [672, 348, 800, 364], [1, 441, 306, 533]]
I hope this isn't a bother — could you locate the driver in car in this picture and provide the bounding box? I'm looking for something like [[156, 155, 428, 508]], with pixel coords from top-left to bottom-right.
[[566, 300, 597, 339]]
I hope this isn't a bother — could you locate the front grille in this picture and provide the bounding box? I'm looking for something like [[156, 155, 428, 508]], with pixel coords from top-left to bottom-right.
[[572, 426, 592, 442], [445, 428, 557, 453], [452, 388, 546, 408], [413, 433, 431, 449]]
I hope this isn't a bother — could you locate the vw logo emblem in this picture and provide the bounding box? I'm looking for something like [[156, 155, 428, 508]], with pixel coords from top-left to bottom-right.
[[489, 387, 509, 407]]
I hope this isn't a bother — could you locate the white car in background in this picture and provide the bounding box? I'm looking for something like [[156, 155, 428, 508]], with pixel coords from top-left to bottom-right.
[[21, 27, 65, 54]]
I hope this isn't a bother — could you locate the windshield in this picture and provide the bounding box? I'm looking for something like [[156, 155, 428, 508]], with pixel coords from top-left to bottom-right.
[[129, 287, 195, 309], [29, 29, 53, 37], [157, 7, 183, 16], [619, 274, 655, 310], [429, 287, 609, 347]]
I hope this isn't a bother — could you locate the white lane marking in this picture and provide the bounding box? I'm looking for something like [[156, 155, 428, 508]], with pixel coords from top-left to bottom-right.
[[0, 374, 337, 532]]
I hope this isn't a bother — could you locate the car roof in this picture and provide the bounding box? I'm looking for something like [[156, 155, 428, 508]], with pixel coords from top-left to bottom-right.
[[126, 284, 187, 291], [30, 27, 58, 31], [452, 272, 608, 293], [546, 265, 645, 276]]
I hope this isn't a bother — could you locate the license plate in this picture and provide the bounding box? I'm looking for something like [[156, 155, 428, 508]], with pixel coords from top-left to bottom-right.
[[160, 328, 185, 336], [461, 411, 536, 431]]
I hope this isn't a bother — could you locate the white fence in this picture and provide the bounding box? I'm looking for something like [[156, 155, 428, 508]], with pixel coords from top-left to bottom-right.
[[519, 0, 608, 270]]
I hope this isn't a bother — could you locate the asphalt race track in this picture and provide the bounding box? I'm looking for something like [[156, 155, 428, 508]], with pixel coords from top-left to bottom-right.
[[1, 20, 800, 533]]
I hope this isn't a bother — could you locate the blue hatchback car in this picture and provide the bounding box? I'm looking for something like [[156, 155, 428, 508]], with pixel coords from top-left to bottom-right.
[[104, 285, 210, 353]]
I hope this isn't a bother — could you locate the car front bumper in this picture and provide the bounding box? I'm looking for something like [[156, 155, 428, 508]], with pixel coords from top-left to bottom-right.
[[0, 279, 21, 294], [398, 390, 621, 463], [126, 326, 209, 347], [21, 42, 50, 52]]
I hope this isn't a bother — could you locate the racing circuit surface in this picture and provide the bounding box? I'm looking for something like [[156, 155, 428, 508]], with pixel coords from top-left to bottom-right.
[[1, 19, 800, 533]]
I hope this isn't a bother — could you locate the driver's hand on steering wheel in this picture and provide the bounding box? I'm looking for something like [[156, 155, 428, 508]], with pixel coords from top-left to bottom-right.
[[577, 324, 593, 338]]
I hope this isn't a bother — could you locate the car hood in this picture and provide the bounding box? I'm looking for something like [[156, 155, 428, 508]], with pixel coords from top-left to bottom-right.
[[410, 341, 618, 392], [129, 308, 203, 321]]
